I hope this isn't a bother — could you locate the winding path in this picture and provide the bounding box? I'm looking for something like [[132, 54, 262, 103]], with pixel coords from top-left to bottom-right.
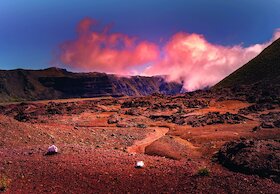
[[127, 127, 169, 154]]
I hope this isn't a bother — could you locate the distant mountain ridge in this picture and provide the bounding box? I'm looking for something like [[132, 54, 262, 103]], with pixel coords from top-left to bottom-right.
[[0, 67, 183, 102]]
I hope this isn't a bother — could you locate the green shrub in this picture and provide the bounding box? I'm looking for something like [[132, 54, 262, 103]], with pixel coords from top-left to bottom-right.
[[0, 175, 11, 192], [197, 167, 210, 176]]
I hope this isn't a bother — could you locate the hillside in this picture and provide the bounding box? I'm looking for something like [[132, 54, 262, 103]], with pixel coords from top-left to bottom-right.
[[215, 38, 280, 88], [0, 67, 183, 102]]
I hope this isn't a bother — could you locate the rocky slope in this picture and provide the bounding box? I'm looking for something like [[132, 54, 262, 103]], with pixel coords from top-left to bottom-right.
[[215, 38, 280, 88], [212, 38, 280, 106], [0, 67, 183, 102]]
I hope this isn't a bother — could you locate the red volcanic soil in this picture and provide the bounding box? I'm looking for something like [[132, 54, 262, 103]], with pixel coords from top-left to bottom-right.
[[0, 96, 280, 193]]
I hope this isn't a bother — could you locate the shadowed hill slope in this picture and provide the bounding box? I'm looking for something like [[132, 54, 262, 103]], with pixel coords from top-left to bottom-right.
[[0, 67, 183, 102], [215, 38, 280, 88]]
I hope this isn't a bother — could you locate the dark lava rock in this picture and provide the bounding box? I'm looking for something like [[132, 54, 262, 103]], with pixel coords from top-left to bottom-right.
[[251, 126, 261, 132], [45, 102, 63, 115], [149, 114, 173, 122], [183, 99, 209, 108], [97, 99, 119, 106], [137, 123, 147, 128], [260, 112, 280, 122], [2, 100, 103, 120], [238, 103, 275, 115], [217, 139, 280, 183], [149, 112, 246, 127], [121, 100, 151, 108], [258, 112, 280, 129], [125, 108, 141, 116], [151, 103, 182, 111], [274, 120, 280, 128], [14, 111, 37, 122], [172, 112, 246, 127], [0, 105, 4, 113], [7, 103, 41, 122], [260, 122, 274, 128], [172, 114, 189, 125]]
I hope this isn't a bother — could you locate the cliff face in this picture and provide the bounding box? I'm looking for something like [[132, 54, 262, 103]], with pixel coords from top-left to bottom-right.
[[0, 67, 183, 102]]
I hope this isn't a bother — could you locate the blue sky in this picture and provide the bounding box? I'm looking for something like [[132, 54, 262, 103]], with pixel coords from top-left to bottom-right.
[[0, 0, 280, 70]]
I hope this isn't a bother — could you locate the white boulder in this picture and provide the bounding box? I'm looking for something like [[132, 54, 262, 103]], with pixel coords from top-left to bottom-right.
[[47, 145, 58, 155], [135, 161, 144, 168]]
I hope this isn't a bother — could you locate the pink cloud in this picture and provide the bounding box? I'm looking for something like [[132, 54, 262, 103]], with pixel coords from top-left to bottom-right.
[[58, 18, 159, 75], [144, 29, 280, 91], [57, 18, 280, 91]]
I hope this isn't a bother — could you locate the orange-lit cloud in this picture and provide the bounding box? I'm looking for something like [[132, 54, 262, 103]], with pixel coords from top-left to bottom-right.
[[58, 18, 159, 74], [58, 18, 280, 91]]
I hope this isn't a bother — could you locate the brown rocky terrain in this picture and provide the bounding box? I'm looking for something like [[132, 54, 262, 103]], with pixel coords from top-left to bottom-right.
[[0, 92, 280, 193]]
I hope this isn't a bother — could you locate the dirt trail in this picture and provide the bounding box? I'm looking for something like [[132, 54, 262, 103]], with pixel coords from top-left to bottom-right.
[[127, 127, 169, 154]]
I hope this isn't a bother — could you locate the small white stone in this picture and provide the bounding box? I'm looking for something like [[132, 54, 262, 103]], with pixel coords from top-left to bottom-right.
[[47, 145, 58, 154], [135, 161, 144, 168]]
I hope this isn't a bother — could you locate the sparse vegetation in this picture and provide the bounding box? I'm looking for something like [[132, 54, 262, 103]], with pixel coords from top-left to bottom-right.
[[196, 167, 210, 176], [0, 175, 11, 192]]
